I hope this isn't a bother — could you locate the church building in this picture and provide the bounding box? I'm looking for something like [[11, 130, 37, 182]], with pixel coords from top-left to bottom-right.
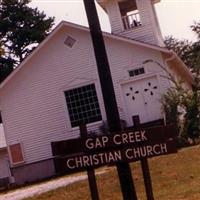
[[0, 0, 192, 185]]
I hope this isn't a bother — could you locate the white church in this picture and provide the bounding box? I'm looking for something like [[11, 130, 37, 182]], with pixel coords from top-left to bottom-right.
[[0, 0, 192, 185]]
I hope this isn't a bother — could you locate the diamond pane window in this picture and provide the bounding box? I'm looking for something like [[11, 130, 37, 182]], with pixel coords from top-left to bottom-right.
[[64, 36, 76, 48], [65, 84, 102, 127]]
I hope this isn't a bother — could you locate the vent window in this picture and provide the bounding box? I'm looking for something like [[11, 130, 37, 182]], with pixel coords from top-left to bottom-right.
[[64, 36, 76, 48], [129, 67, 145, 77], [64, 84, 102, 127]]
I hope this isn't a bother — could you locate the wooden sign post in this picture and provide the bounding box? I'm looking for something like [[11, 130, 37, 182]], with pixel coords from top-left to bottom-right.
[[80, 124, 99, 200], [141, 158, 154, 200], [133, 118, 154, 200]]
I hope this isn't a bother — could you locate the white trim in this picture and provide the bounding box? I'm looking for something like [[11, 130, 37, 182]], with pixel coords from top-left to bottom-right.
[[120, 72, 161, 85], [60, 77, 97, 91]]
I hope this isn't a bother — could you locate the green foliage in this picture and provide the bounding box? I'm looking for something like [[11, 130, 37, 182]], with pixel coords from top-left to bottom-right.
[[163, 21, 200, 144], [165, 22, 200, 73], [191, 21, 200, 39], [164, 36, 193, 68], [183, 91, 200, 141], [161, 89, 181, 128], [0, 57, 14, 82], [161, 87, 200, 145], [0, 0, 54, 82], [0, 46, 4, 56]]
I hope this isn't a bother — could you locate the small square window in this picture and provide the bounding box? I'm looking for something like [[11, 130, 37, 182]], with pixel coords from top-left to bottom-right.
[[135, 69, 139, 75], [128, 67, 145, 77], [139, 68, 145, 74]]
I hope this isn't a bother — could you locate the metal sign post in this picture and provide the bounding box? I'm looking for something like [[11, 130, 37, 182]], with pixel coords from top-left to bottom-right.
[[82, 0, 137, 199]]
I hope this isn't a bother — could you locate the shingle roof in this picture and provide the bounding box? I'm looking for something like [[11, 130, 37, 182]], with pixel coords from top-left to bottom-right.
[[0, 124, 6, 149]]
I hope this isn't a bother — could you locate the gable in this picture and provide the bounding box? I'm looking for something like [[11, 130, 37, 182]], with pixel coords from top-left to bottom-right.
[[0, 21, 193, 94], [0, 21, 174, 91]]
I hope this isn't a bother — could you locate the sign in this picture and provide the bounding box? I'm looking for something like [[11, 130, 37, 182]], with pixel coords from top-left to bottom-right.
[[52, 125, 177, 173], [82, 125, 175, 151], [65, 140, 175, 171]]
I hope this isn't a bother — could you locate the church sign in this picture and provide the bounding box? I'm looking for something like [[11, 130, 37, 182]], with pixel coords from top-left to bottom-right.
[[52, 124, 177, 173]]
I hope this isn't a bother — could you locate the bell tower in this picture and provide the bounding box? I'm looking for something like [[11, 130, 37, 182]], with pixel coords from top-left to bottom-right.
[[97, 0, 164, 46]]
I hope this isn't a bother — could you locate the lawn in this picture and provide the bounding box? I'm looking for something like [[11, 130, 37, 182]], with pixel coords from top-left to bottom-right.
[[25, 145, 200, 200]]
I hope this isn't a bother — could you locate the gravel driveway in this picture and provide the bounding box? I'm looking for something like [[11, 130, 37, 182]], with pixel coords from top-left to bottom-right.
[[0, 173, 89, 200]]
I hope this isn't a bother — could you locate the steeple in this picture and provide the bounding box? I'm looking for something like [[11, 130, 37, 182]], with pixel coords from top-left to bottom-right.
[[97, 0, 164, 46]]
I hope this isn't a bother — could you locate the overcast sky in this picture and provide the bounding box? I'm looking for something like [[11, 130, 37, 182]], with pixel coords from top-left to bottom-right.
[[30, 0, 200, 41]]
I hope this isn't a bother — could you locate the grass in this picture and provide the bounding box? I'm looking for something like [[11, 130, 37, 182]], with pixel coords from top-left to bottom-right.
[[24, 145, 200, 200]]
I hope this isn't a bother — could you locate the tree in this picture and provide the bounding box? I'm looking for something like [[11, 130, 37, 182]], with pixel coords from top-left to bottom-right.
[[161, 88, 182, 130], [0, 0, 54, 82], [190, 22, 200, 74], [164, 36, 193, 69], [0, 45, 4, 56], [164, 21, 200, 144], [165, 22, 200, 73], [0, 57, 14, 82], [0, 43, 14, 82]]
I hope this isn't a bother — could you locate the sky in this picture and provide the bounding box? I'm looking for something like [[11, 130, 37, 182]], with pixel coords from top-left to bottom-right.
[[30, 0, 200, 41]]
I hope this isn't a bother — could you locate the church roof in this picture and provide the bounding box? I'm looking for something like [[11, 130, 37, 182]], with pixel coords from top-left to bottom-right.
[[0, 20, 193, 90]]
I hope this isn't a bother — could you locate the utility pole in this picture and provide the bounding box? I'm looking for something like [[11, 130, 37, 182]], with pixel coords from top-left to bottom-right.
[[83, 0, 137, 199]]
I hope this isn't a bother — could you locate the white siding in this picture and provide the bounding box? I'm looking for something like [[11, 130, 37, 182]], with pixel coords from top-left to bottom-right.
[[102, 0, 164, 46], [119, 0, 164, 46], [1, 27, 105, 164], [106, 0, 124, 33], [0, 26, 170, 164]]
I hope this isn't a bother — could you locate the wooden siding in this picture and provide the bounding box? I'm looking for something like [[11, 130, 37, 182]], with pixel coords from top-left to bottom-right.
[[0, 26, 170, 165]]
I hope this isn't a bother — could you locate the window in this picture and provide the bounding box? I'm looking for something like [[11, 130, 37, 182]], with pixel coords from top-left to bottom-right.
[[119, 0, 141, 30], [129, 67, 145, 77], [9, 143, 24, 165], [64, 36, 76, 48], [65, 84, 102, 127]]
